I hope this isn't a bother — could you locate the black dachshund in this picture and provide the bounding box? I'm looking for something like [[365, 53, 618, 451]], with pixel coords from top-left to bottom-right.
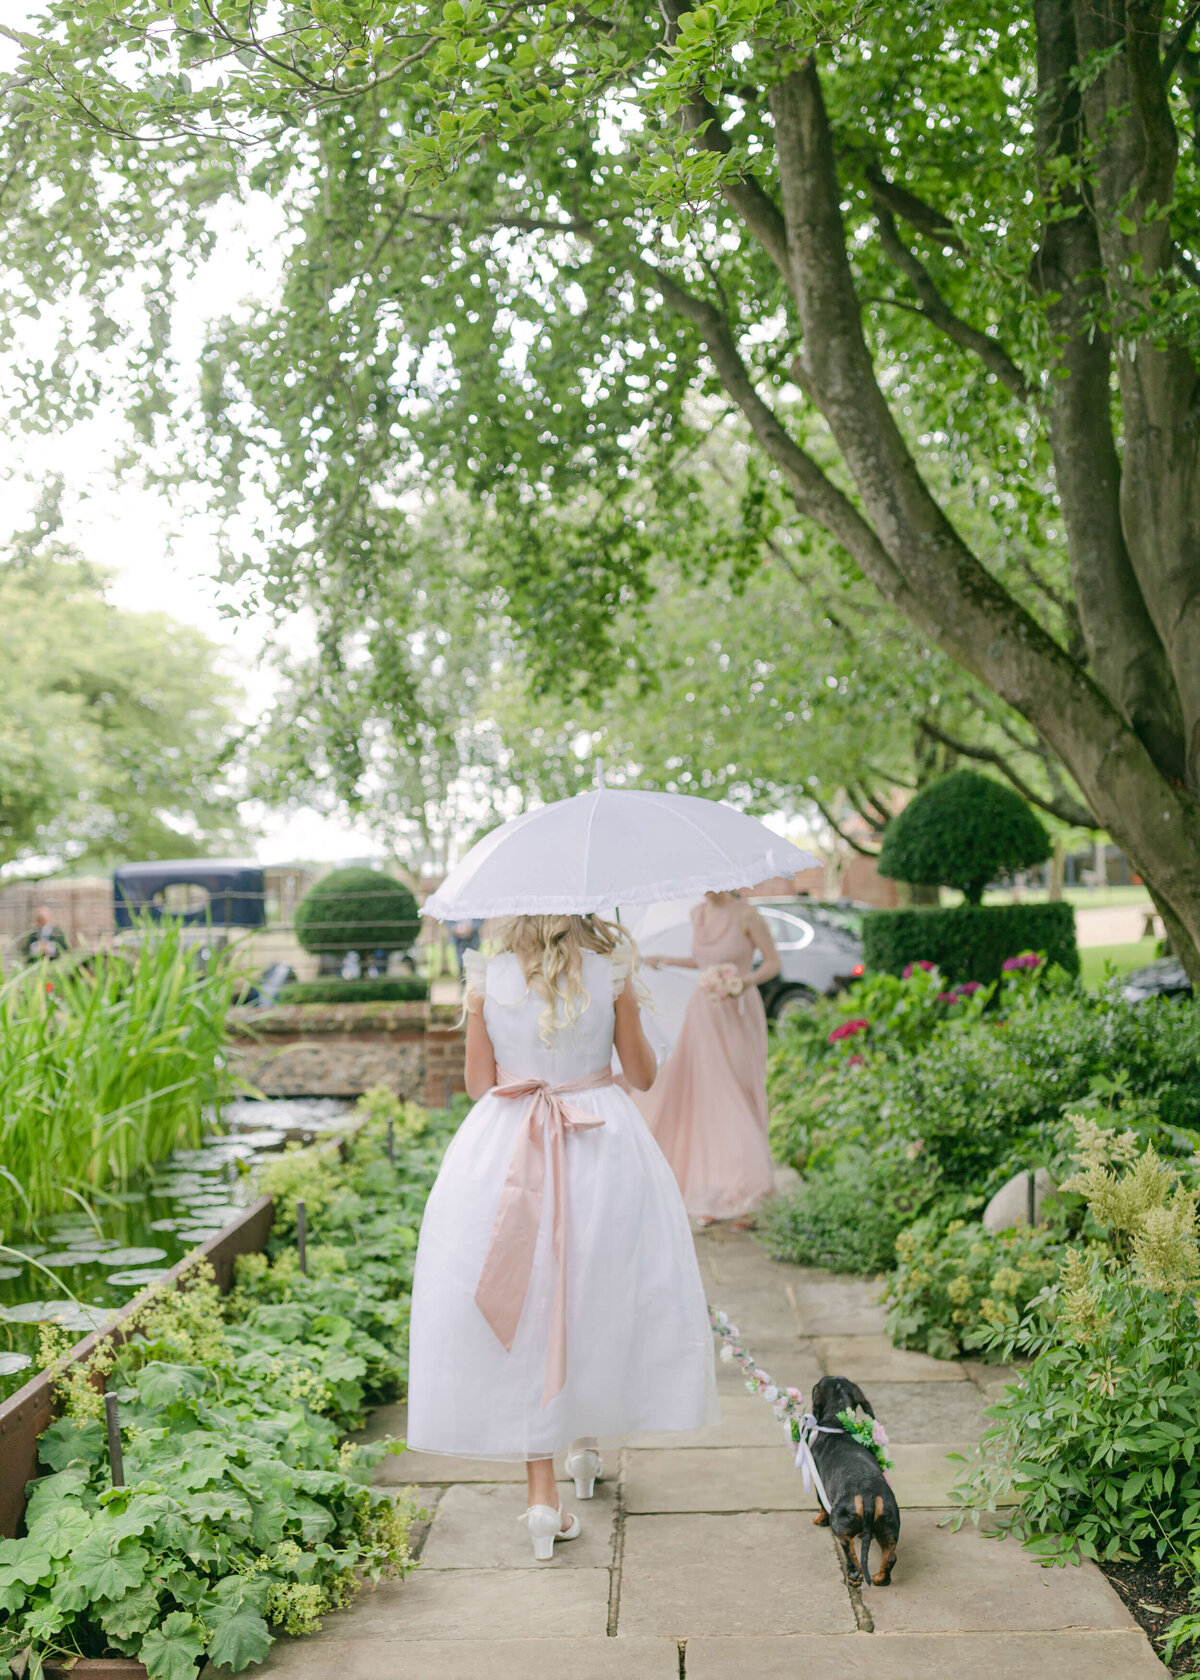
[[808, 1375, 900, 1587]]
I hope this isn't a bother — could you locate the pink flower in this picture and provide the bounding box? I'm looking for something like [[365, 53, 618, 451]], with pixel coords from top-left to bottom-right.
[[937, 991, 958, 1004], [725, 1324, 740, 1339], [754, 1368, 771, 1385], [902, 960, 936, 979], [828, 1017, 870, 1043], [1002, 952, 1042, 972], [847, 1053, 865, 1067], [763, 1384, 779, 1403], [954, 981, 982, 997], [872, 1420, 890, 1447], [785, 1387, 802, 1401]]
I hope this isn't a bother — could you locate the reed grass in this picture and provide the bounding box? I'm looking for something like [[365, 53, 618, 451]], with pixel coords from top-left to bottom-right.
[[0, 919, 238, 1236]]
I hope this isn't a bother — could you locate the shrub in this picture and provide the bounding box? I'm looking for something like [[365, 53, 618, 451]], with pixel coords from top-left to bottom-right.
[[884, 1215, 1064, 1360], [276, 978, 429, 1005], [759, 1146, 946, 1275], [862, 900, 1078, 985], [878, 769, 1051, 904], [958, 1117, 1200, 1570], [769, 985, 1200, 1190], [294, 868, 419, 958]]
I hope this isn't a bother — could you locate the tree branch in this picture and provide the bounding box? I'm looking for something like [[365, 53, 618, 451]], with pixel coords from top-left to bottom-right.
[[1163, 0, 1200, 79], [862, 163, 963, 251], [641, 259, 918, 611], [874, 205, 1034, 400], [807, 788, 881, 856], [916, 717, 1096, 828]]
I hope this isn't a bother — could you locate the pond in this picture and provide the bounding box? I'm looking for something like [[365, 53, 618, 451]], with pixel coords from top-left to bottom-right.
[[0, 1097, 351, 1404]]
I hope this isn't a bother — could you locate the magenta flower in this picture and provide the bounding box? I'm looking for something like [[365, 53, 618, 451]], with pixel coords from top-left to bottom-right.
[[1002, 951, 1042, 972], [937, 991, 958, 1004], [828, 1017, 870, 1043], [902, 960, 936, 979], [954, 981, 982, 997], [847, 1053, 865, 1067]]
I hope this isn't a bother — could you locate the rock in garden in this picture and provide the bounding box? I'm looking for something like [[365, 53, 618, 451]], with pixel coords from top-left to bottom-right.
[[983, 1167, 1058, 1233]]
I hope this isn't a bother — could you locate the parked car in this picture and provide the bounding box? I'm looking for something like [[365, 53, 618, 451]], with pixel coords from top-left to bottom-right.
[[750, 897, 867, 1022], [1121, 958, 1194, 1004]]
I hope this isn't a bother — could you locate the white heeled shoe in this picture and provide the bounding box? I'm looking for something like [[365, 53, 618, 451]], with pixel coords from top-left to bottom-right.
[[525, 1503, 581, 1561], [565, 1446, 603, 1500]]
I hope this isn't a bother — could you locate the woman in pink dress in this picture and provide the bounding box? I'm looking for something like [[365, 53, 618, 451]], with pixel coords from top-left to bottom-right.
[[640, 891, 781, 1227]]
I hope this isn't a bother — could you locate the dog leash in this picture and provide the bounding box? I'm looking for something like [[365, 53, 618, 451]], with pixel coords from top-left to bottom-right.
[[708, 1306, 891, 1516]]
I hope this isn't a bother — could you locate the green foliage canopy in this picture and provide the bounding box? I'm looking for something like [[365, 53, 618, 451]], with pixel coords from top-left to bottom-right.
[[0, 492, 244, 870], [878, 771, 1052, 904]]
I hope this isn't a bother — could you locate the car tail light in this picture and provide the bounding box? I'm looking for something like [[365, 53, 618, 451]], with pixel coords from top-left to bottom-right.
[[852, 963, 864, 977]]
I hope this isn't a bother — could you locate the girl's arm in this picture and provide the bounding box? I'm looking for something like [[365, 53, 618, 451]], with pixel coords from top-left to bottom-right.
[[464, 993, 498, 1098], [742, 908, 781, 987], [613, 979, 657, 1091], [645, 954, 699, 970]]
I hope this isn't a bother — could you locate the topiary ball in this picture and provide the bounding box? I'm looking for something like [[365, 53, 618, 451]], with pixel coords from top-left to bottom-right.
[[294, 867, 420, 957], [877, 770, 1052, 905]]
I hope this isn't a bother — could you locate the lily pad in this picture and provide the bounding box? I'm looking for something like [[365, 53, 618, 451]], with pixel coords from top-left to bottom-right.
[[0, 1265, 22, 1280], [38, 1251, 108, 1269], [101, 1247, 167, 1267], [106, 1268, 171, 1289], [0, 1352, 32, 1376], [0, 1300, 111, 1333], [149, 1218, 185, 1231]]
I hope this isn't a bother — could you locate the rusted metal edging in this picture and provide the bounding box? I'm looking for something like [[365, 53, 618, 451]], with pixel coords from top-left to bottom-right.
[[0, 1195, 274, 1539]]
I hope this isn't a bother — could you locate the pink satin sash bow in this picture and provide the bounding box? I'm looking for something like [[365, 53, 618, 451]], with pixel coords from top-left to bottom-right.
[[474, 1065, 614, 1405]]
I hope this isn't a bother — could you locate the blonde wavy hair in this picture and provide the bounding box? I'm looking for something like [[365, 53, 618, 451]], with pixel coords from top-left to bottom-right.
[[492, 914, 640, 1044]]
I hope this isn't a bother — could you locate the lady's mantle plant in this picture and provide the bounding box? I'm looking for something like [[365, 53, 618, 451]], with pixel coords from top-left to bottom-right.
[[0, 1095, 453, 1679]]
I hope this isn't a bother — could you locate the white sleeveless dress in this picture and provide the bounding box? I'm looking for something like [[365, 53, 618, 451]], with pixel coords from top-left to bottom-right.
[[406, 949, 718, 1459]]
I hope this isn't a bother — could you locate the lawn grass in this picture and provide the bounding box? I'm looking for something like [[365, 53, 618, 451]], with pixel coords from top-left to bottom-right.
[[1079, 938, 1159, 991]]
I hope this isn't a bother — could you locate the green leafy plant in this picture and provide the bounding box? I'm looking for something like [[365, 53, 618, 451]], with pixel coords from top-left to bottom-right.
[[884, 1215, 1064, 1361], [0, 1263, 420, 1678], [958, 1117, 1200, 1569], [294, 869, 419, 959], [878, 770, 1052, 905], [759, 1146, 946, 1276]]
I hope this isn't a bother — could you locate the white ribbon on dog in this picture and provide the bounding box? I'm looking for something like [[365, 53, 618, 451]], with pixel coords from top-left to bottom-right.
[[792, 1413, 845, 1515]]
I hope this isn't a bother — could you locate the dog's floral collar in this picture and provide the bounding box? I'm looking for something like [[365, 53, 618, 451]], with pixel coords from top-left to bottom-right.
[[836, 1408, 894, 1472]]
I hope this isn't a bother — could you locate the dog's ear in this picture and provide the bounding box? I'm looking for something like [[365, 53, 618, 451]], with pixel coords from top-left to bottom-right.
[[846, 1381, 875, 1418], [810, 1377, 827, 1414]]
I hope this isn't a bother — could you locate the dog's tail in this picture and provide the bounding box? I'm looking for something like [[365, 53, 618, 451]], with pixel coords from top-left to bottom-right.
[[859, 1501, 875, 1586]]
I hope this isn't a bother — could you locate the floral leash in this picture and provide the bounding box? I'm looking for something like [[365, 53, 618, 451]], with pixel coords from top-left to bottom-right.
[[708, 1307, 894, 1516]]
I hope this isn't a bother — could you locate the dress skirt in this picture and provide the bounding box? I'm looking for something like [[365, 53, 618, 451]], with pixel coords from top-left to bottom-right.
[[406, 1082, 718, 1459], [639, 985, 775, 1221]]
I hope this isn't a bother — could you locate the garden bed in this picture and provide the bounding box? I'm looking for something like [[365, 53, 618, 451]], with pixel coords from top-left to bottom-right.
[[0, 1091, 457, 1677]]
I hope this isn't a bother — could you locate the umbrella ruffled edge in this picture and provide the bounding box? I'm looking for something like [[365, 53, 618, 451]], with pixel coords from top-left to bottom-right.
[[423, 850, 820, 921]]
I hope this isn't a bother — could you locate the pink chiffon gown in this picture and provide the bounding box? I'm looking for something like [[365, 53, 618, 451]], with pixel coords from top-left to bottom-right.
[[637, 899, 776, 1220]]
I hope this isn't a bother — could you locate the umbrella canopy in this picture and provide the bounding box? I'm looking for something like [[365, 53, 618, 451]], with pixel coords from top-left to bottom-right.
[[424, 787, 819, 920]]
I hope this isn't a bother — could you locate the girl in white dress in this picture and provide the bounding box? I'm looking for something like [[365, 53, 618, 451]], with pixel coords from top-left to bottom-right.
[[407, 913, 717, 1558]]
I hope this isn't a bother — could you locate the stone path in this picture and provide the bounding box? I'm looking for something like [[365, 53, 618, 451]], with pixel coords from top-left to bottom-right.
[[232, 1227, 1169, 1678]]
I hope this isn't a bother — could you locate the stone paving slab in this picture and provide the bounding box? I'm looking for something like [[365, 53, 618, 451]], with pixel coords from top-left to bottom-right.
[[208, 1636, 681, 1678], [815, 1333, 967, 1381], [962, 1359, 1026, 1399], [787, 1277, 888, 1336], [618, 1512, 856, 1636], [699, 1284, 800, 1341], [683, 1631, 1168, 1678], [866, 1380, 988, 1441], [624, 1446, 816, 1512], [300, 1567, 613, 1640], [375, 1449, 527, 1484], [714, 1335, 822, 1393], [887, 1442, 1003, 1507], [869, 1511, 1133, 1633], [420, 1480, 617, 1570], [627, 1388, 784, 1448]]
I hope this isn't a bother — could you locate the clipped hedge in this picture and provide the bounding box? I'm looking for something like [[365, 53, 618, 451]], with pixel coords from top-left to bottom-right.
[[277, 979, 429, 1005], [862, 901, 1078, 985]]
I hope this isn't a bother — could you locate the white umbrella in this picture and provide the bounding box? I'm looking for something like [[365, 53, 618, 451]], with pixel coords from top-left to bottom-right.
[[425, 782, 818, 920]]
